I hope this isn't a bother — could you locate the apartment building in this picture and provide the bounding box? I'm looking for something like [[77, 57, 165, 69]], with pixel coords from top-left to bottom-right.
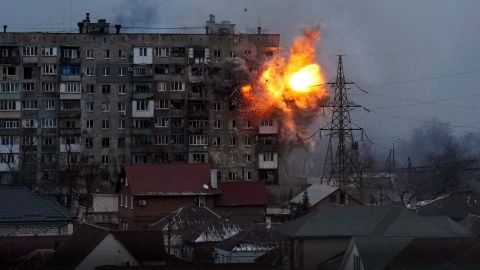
[[0, 13, 280, 189]]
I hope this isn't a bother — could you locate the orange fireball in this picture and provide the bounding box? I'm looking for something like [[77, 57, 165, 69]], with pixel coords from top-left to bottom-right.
[[241, 27, 328, 139]]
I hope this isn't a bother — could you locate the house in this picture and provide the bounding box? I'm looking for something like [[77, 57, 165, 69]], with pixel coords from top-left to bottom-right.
[[150, 205, 241, 263], [214, 224, 284, 264], [118, 163, 220, 229], [386, 237, 480, 269], [79, 189, 119, 229], [41, 223, 166, 270], [415, 191, 480, 221], [215, 181, 268, 223], [0, 186, 73, 267], [289, 184, 363, 212], [275, 205, 472, 270]]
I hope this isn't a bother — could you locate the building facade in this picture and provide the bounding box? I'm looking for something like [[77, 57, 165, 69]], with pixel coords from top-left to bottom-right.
[[0, 14, 280, 189]]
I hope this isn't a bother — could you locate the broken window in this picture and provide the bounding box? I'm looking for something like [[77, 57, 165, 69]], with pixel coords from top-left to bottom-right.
[[170, 47, 186, 57]]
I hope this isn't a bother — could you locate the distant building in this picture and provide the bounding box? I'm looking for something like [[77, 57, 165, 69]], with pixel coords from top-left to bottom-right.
[[0, 13, 281, 191], [41, 223, 166, 270], [0, 186, 73, 267], [415, 191, 480, 221], [119, 163, 220, 229], [289, 184, 363, 212]]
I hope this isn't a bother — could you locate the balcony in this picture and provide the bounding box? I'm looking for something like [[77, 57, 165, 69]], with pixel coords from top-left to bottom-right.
[[258, 152, 278, 169], [59, 128, 81, 135], [59, 92, 81, 100], [0, 56, 20, 65], [58, 110, 81, 118], [60, 143, 80, 153]]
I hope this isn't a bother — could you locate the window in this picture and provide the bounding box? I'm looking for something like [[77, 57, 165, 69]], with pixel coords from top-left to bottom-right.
[[23, 119, 37, 128], [136, 100, 149, 111], [246, 120, 253, 129], [102, 138, 110, 148], [229, 136, 236, 146], [86, 120, 94, 129], [154, 65, 169, 75], [102, 85, 111, 94], [118, 49, 126, 59], [155, 117, 169, 127], [263, 152, 275, 161], [2, 120, 20, 129], [23, 46, 37, 56], [157, 82, 167, 92], [244, 136, 251, 146], [102, 67, 111, 76], [21, 100, 38, 110], [62, 48, 78, 59], [86, 49, 95, 59], [135, 135, 153, 146], [229, 119, 236, 129], [261, 119, 273, 126], [85, 102, 94, 112], [85, 66, 94, 76], [246, 171, 252, 180], [118, 84, 126, 95], [85, 84, 95, 94], [0, 154, 15, 164], [60, 82, 80, 93], [139, 47, 148, 56], [119, 67, 127, 76], [41, 118, 56, 128], [0, 136, 16, 145], [155, 135, 168, 145], [44, 100, 55, 110], [171, 135, 185, 145], [171, 47, 186, 57], [118, 119, 126, 129], [133, 119, 151, 129], [192, 153, 206, 163], [118, 102, 126, 112], [171, 82, 184, 91], [228, 172, 236, 181], [155, 99, 169, 109], [0, 82, 19, 93], [101, 103, 110, 112], [213, 49, 221, 58], [101, 49, 110, 59], [22, 82, 35, 91], [213, 120, 221, 129], [102, 120, 110, 129], [189, 135, 208, 145], [41, 64, 57, 75], [42, 82, 57, 92], [213, 102, 221, 111], [155, 47, 170, 57], [41, 47, 57, 56], [212, 136, 221, 146], [85, 138, 94, 148], [102, 155, 109, 165], [118, 137, 126, 148], [2, 66, 16, 76]]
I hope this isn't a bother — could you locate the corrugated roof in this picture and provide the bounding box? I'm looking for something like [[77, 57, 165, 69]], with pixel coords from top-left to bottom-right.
[[111, 230, 166, 262], [125, 163, 219, 196], [275, 206, 469, 238], [0, 186, 72, 223], [216, 182, 267, 206], [353, 237, 412, 270], [289, 184, 337, 206]]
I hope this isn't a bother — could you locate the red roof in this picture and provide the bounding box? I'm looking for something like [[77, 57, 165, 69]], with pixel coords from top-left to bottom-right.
[[217, 181, 268, 206], [125, 163, 219, 196]]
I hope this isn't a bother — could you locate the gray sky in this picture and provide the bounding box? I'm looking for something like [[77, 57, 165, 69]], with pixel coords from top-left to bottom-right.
[[2, 0, 480, 158]]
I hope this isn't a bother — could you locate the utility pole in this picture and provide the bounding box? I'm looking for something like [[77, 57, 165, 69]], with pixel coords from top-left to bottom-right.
[[321, 55, 363, 191]]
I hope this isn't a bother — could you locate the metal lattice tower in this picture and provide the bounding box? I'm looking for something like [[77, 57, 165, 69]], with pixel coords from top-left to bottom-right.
[[321, 55, 363, 190]]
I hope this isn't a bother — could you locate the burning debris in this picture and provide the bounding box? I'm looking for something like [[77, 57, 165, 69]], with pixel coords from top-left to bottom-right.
[[240, 27, 329, 141]]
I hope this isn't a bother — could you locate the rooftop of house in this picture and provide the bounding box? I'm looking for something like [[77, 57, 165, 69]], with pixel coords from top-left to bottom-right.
[[0, 186, 72, 223], [275, 205, 472, 239], [290, 184, 338, 206], [415, 191, 480, 221], [385, 237, 480, 270], [216, 182, 268, 207], [41, 223, 166, 269], [215, 223, 283, 252], [124, 163, 219, 196], [150, 206, 241, 244]]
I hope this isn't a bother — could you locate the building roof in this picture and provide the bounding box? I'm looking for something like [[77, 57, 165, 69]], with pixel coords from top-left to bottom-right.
[[215, 224, 283, 251], [0, 186, 72, 223], [289, 184, 338, 206], [386, 237, 480, 270], [461, 214, 480, 235], [125, 163, 219, 196], [0, 235, 68, 262], [351, 237, 413, 270], [41, 224, 166, 270], [415, 191, 480, 220], [216, 182, 268, 206], [275, 205, 470, 239]]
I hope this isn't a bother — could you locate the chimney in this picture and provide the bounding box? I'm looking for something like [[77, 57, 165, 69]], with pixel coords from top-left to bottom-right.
[[3, 25, 6, 33], [257, 26, 262, 35], [210, 169, 218, 189], [77, 22, 84, 33], [209, 14, 215, 22], [115, 24, 121, 34]]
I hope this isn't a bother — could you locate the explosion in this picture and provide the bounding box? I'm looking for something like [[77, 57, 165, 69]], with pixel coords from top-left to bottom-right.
[[241, 28, 328, 140]]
